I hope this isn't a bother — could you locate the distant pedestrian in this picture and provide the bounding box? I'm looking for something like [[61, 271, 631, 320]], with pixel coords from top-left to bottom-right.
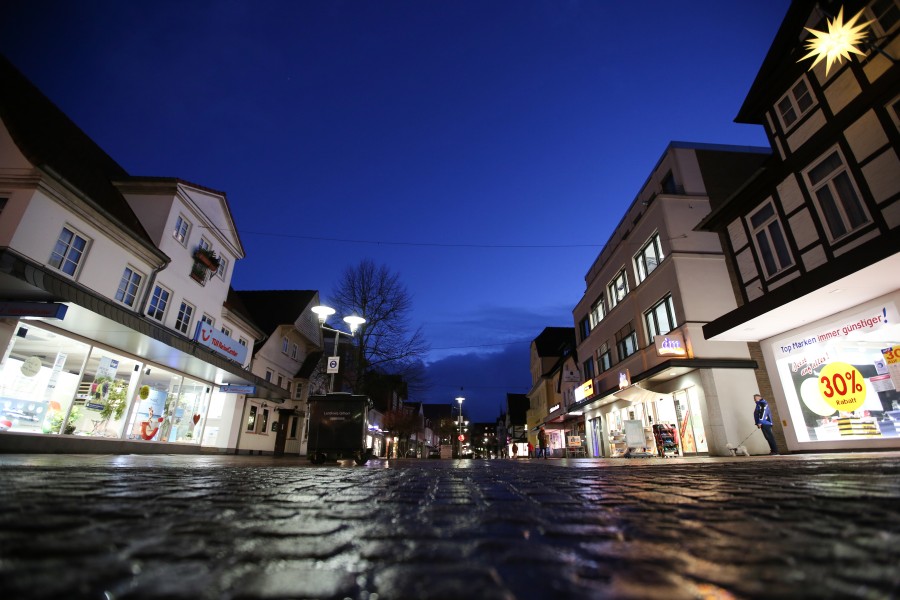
[[753, 394, 779, 455], [527, 441, 534, 458], [538, 427, 548, 459], [511, 443, 518, 459]]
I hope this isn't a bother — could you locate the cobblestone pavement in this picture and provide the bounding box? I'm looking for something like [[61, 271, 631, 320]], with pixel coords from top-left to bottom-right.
[[0, 452, 898, 600]]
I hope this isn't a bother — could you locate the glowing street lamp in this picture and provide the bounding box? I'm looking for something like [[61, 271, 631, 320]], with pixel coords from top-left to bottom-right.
[[312, 305, 366, 392], [799, 6, 872, 75]]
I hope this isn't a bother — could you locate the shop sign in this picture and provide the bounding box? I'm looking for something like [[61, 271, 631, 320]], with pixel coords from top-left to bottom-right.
[[817, 362, 866, 412], [654, 332, 687, 357], [774, 304, 894, 358], [567, 435, 582, 447], [881, 345, 900, 390], [194, 322, 248, 364], [0, 301, 68, 320], [548, 403, 561, 413], [219, 384, 256, 394], [574, 380, 594, 401]]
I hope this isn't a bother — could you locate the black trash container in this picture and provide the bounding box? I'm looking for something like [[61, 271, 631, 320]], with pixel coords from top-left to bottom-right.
[[307, 393, 374, 465]]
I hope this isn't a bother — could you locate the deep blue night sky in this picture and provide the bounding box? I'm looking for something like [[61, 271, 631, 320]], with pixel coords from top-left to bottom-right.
[[0, 0, 792, 421]]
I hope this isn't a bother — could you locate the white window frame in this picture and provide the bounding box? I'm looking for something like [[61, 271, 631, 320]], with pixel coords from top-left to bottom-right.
[[246, 404, 258, 432], [49, 226, 89, 278], [597, 343, 612, 373], [201, 314, 215, 326], [634, 233, 664, 284], [198, 237, 211, 252], [607, 269, 629, 309], [173, 215, 191, 246], [221, 325, 232, 336], [747, 201, 794, 277], [147, 285, 171, 322], [239, 337, 248, 347], [115, 266, 143, 308], [615, 323, 638, 360], [174, 301, 195, 335], [589, 296, 606, 329], [644, 295, 677, 343], [775, 75, 815, 131], [216, 255, 228, 280], [282, 337, 289, 354], [803, 148, 871, 242], [291, 343, 299, 360]]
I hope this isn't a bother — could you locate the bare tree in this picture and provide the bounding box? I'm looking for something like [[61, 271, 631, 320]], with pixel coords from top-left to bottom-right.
[[329, 259, 430, 395]]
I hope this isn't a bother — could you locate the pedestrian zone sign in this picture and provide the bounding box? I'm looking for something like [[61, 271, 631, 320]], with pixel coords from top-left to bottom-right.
[[327, 357, 340, 374]]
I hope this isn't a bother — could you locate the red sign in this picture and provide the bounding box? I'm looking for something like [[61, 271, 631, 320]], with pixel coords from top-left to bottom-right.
[[457, 434, 464, 441]]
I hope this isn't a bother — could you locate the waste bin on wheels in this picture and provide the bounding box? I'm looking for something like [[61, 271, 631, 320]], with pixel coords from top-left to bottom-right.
[[307, 393, 374, 465]]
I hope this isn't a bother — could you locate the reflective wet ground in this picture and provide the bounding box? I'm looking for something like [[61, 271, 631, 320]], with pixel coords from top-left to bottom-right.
[[1, 452, 898, 599]]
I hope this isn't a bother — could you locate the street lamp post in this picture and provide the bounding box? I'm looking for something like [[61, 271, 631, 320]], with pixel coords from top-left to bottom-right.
[[456, 393, 464, 459], [311, 305, 366, 393]]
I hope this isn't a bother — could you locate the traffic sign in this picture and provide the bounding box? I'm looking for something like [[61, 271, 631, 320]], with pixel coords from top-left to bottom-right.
[[327, 357, 340, 374]]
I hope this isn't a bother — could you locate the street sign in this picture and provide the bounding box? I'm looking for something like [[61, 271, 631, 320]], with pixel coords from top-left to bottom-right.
[[327, 357, 340, 374]]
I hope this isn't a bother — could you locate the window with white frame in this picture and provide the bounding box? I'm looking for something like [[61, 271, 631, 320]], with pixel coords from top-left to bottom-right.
[[589, 296, 606, 329], [49, 226, 89, 277], [291, 343, 299, 360], [294, 382, 303, 399], [608, 270, 629, 309], [282, 337, 289, 354], [776, 76, 814, 130], [634, 233, 664, 284], [201, 314, 215, 326], [147, 285, 171, 322], [644, 295, 677, 342], [198, 238, 210, 252], [221, 325, 232, 336], [217, 255, 228, 279], [286, 381, 292, 396], [598, 342, 612, 373], [805, 149, 871, 240], [748, 202, 794, 277], [174, 301, 195, 335], [265, 369, 273, 382], [615, 322, 639, 360], [114, 266, 143, 307], [239, 337, 248, 347], [173, 215, 191, 246]]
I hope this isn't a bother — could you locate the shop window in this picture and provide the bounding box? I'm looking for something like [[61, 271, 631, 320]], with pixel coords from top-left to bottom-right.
[[645, 295, 678, 342], [615, 322, 638, 360], [173, 215, 191, 246], [748, 202, 794, 277], [48, 226, 89, 277], [247, 405, 257, 431], [804, 149, 871, 241], [174, 301, 195, 335], [634, 233, 665, 284], [589, 296, 606, 329], [147, 285, 171, 322], [115, 266, 143, 307], [598, 342, 612, 373], [776, 76, 815, 130], [608, 270, 629, 309]]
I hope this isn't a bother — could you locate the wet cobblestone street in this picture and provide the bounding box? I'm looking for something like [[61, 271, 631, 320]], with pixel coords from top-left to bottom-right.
[[1, 453, 898, 599]]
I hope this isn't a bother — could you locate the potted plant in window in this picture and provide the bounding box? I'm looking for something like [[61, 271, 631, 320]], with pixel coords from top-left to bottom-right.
[[193, 247, 221, 272]]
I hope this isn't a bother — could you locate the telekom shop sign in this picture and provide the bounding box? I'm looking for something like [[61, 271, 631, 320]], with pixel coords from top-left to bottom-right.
[[194, 322, 248, 364]]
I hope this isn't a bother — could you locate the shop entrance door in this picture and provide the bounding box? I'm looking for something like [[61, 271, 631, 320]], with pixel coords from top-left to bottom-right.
[[673, 388, 708, 454]]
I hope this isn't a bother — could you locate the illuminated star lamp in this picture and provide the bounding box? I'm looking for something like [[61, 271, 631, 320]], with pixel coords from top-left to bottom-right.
[[798, 6, 872, 75]]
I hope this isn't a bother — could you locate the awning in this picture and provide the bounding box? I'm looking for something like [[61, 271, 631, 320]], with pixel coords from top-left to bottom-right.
[[0, 249, 288, 402], [612, 384, 667, 404]]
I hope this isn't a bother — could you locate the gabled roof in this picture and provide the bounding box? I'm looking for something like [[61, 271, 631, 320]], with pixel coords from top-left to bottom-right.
[[232, 290, 317, 335], [532, 327, 575, 358], [0, 55, 162, 258], [223, 287, 266, 339]]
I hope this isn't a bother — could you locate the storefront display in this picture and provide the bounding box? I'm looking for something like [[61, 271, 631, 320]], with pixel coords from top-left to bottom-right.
[[771, 301, 900, 445]]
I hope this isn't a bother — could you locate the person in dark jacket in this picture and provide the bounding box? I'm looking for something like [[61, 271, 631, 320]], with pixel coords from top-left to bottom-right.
[[753, 394, 779, 455]]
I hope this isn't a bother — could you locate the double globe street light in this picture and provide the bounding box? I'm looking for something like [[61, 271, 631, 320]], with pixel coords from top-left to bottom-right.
[[311, 305, 366, 393]]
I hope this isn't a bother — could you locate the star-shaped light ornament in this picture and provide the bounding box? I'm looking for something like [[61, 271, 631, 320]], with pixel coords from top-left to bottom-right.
[[799, 6, 872, 75]]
